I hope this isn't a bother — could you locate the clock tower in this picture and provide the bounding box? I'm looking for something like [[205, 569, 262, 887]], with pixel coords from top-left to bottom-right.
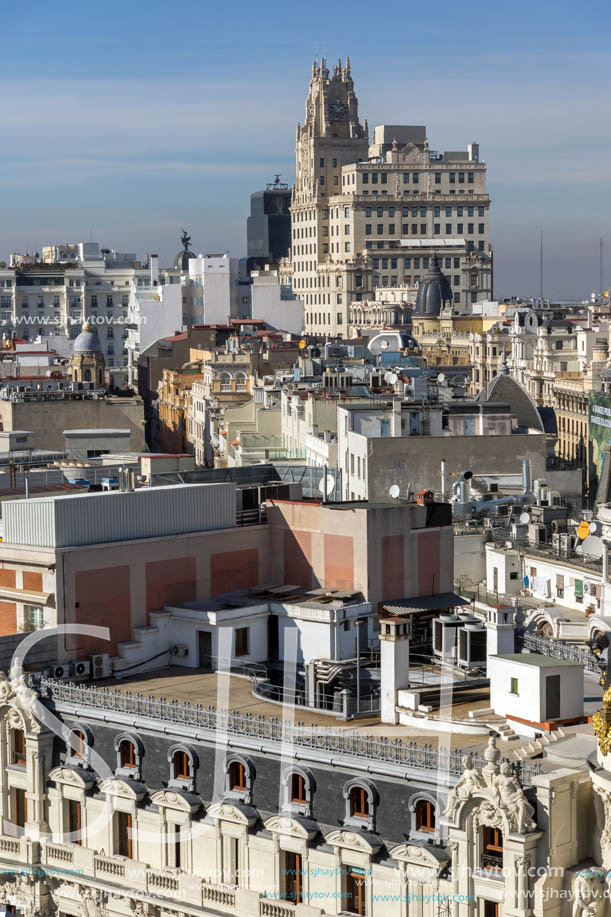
[[289, 58, 369, 337]]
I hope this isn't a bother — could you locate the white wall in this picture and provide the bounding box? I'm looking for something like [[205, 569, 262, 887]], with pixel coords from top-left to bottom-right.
[[485, 545, 521, 595], [250, 272, 304, 335], [454, 533, 487, 587], [489, 655, 584, 726]]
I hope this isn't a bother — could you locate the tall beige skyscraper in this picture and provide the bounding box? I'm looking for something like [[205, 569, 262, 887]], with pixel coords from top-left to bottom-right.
[[286, 59, 492, 337]]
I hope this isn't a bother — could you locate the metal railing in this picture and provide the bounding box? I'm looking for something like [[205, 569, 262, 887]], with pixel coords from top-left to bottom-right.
[[516, 630, 601, 675], [36, 676, 540, 783], [480, 853, 503, 872]]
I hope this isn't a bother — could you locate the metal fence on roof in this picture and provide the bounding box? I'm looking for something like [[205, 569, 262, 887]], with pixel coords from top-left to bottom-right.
[[36, 676, 541, 784]]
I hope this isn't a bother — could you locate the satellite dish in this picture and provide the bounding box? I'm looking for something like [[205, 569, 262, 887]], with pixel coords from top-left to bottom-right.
[[589, 520, 602, 536], [318, 473, 336, 496], [384, 371, 394, 384], [385, 372, 398, 385], [380, 339, 389, 350], [519, 512, 531, 525], [389, 484, 401, 500], [579, 535, 604, 558], [437, 373, 446, 383]]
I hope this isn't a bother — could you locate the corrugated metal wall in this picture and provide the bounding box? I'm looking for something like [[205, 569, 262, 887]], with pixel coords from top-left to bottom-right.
[[3, 483, 236, 548]]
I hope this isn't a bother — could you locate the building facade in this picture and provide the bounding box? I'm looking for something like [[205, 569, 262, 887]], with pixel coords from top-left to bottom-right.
[[287, 60, 492, 338]]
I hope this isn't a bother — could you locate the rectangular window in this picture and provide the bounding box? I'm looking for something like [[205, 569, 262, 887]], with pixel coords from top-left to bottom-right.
[[434, 224, 440, 235], [434, 206, 440, 217], [413, 173, 419, 184], [319, 158, 324, 167], [13, 788, 27, 829], [337, 312, 343, 324], [388, 224, 395, 234], [12, 729, 26, 765], [283, 851, 303, 904], [68, 799, 82, 844], [377, 224, 383, 235], [449, 172, 455, 183], [344, 242, 350, 252], [235, 627, 249, 657], [371, 173, 378, 184], [403, 173, 410, 184], [459, 172, 465, 183], [24, 604, 44, 633], [381, 173, 387, 184], [434, 172, 441, 184], [365, 207, 372, 217], [468, 172, 475, 184], [510, 677, 519, 695], [365, 224, 372, 235], [346, 868, 366, 916], [117, 811, 132, 858], [479, 223, 485, 233], [362, 173, 369, 184], [482, 825, 503, 870], [446, 224, 452, 234]]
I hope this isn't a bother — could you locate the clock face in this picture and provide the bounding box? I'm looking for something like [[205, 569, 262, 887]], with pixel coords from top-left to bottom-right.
[[329, 100, 347, 121]]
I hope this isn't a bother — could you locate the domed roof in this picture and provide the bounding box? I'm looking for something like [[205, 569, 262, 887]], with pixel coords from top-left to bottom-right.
[[414, 255, 453, 316], [73, 321, 102, 353], [174, 248, 196, 271], [174, 228, 196, 271]]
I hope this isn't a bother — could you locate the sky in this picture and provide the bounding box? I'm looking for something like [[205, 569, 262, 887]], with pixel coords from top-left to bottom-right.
[[1, 0, 611, 300]]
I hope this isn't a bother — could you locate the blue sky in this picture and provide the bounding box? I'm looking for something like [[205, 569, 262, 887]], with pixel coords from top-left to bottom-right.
[[2, 0, 611, 299]]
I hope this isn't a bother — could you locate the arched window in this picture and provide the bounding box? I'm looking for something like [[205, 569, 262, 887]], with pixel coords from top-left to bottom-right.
[[229, 760, 245, 790], [167, 743, 198, 792], [72, 729, 86, 758], [84, 369, 91, 382], [343, 779, 378, 831], [235, 372, 247, 392], [350, 786, 369, 819], [120, 740, 136, 769], [114, 732, 144, 778], [66, 722, 93, 765], [220, 372, 231, 392], [174, 750, 189, 780], [225, 754, 254, 803], [415, 798, 435, 833], [281, 766, 315, 817], [409, 793, 439, 837], [291, 773, 306, 803]]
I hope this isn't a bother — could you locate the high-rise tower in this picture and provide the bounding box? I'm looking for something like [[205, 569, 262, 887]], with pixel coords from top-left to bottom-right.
[[287, 59, 492, 338], [289, 59, 369, 337]]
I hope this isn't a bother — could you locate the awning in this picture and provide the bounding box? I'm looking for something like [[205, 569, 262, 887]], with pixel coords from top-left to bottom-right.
[[0, 587, 53, 606], [381, 592, 470, 617]]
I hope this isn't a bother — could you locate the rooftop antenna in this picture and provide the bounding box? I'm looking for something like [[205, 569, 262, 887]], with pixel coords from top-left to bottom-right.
[[540, 229, 543, 302], [601, 236, 604, 298]]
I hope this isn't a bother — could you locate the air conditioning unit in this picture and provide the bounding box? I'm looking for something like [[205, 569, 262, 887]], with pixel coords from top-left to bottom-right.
[[89, 653, 111, 680], [52, 664, 70, 680], [171, 644, 188, 658], [73, 660, 90, 679]]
